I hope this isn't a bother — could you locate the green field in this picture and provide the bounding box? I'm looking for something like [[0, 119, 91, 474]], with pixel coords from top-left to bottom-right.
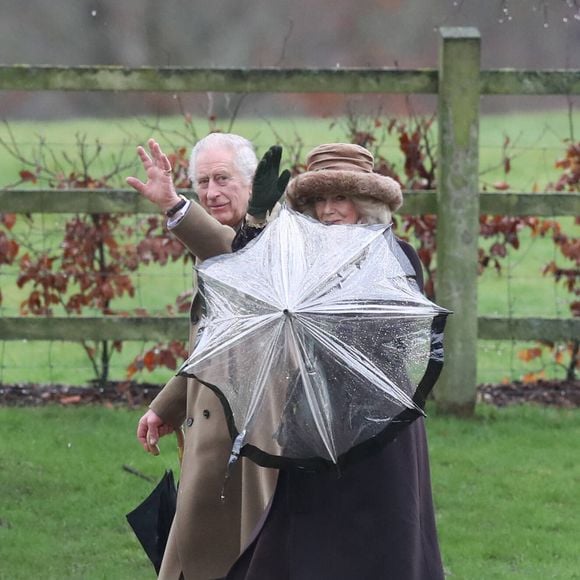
[[0, 404, 578, 579], [0, 110, 578, 386], [0, 109, 576, 189]]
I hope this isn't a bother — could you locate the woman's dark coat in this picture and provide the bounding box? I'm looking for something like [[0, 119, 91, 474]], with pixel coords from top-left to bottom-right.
[[225, 239, 445, 580]]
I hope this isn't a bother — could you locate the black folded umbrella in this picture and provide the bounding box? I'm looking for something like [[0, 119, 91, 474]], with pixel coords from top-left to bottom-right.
[[126, 430, 184, 574]]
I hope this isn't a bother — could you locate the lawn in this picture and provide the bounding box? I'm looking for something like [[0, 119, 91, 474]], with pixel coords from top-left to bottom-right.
[[0, 109, 576, 189], [0, 110, 578, 386], [0, 403, 578, 579]]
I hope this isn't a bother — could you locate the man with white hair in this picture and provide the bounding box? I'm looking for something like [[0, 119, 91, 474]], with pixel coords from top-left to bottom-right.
[[127, 133, 289, 579]]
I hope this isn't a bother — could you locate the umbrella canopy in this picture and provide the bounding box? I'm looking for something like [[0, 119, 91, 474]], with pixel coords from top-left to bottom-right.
[[126, 430, 184, 573], [179, 207, 449, 471], [126, 470, 177, 574]]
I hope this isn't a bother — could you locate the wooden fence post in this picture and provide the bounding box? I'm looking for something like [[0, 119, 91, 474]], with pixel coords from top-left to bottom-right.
[[435, 27, 481, 416]]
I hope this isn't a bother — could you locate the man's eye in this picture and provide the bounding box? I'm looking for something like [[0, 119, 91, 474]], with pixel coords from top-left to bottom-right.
[[215, 175, 229, 184], [198, 178, 209, 188]]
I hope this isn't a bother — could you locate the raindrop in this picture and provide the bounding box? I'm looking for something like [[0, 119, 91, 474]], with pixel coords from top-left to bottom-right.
[[543, 22, 549, 28], [507, 15, 513, 21], [563, 17, 568, 22], [498, 18, 504, 23], [574, 13, 580, 20], [91, 9, 97, 17], [67, 442, 72, 448]]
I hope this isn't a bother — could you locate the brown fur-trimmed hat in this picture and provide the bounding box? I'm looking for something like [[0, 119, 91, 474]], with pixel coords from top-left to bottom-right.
[[285, 143, 403, 218]]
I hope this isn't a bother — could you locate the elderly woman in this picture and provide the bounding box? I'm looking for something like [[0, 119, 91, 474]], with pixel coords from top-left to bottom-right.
[[226, 143, 445, 580]]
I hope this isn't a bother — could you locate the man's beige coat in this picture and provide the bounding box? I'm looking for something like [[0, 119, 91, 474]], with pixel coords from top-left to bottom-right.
[[149, 203, 277, 580]]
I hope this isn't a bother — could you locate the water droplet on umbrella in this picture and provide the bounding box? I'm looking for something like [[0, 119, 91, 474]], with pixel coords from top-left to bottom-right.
[[91, 10, 97, 16]]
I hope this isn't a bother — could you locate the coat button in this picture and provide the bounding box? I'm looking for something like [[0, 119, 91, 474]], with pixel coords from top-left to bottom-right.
[[186, 417, 194, 427], [203, 409, 210, 419]]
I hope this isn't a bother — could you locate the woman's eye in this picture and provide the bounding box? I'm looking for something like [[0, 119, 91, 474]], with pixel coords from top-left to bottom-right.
[[314, 196, 325, 203], [335, 195, 346, 201]]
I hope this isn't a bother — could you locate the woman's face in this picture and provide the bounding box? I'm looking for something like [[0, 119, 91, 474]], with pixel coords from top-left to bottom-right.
[[314, 194, 360, 225]]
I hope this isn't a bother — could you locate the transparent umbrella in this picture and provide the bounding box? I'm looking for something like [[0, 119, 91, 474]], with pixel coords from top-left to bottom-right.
[[179, 207, 449, 471]]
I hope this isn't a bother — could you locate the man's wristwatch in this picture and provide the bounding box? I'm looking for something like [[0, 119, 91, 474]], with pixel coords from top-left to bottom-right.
[[165, 195, 188, 217]]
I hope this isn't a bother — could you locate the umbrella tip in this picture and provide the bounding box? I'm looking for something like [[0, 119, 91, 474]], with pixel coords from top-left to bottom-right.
[[220, 431, 247, 502]]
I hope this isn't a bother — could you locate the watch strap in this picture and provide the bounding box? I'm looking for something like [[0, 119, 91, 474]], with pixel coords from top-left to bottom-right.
[[165, 195, 188, 217]]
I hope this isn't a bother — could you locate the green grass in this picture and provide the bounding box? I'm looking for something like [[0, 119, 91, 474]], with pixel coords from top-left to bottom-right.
[[0, 406, 180, 580], [0, 404, 578, 579], [0, 109, 576, 189], [0, 110, 578, 386], [430, 404, 580, 579]]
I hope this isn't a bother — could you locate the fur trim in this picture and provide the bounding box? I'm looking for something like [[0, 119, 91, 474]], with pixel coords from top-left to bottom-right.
[[285, 170, 403, 214]]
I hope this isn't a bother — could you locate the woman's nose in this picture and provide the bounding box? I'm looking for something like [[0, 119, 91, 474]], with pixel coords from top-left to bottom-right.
[[322, 201, 335, 214]]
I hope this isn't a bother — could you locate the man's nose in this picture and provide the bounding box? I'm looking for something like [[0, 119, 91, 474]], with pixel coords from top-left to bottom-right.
[[206, 179, 221, 199]]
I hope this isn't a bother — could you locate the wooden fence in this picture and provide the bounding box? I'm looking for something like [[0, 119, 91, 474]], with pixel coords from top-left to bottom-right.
[[0, 27, 578, 414]]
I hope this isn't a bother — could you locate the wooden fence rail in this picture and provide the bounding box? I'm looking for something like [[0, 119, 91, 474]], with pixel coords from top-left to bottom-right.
[[0, 66, 578, 95], [1, 27, 579, 415], [0, 317, 577, 343], [0, 189, 578, 216]]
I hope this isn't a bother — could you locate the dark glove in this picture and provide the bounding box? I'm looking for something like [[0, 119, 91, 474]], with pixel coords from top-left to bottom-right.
[[248, 145, 291, 219]]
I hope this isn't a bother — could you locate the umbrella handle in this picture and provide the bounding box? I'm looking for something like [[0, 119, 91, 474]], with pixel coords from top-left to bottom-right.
[[176, 427, 185, 466], [146, 428, 185, 466]]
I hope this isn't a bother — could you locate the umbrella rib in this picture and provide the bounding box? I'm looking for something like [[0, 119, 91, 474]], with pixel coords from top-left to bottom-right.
[[200, 273, 285, 312], [292, 227, 387, 307], [296, 315, 419, 411], [287, 316, 338, 462], [301, 301, 444, 317], [244, 320, 286, 428], [181, 313, 281, 370]]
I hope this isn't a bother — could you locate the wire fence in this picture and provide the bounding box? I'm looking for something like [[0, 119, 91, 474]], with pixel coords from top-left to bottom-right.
[[0, 87, 578, 389]]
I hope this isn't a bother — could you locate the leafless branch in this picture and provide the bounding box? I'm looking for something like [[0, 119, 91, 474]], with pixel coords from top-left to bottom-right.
[[275, 19, 295, 67]]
